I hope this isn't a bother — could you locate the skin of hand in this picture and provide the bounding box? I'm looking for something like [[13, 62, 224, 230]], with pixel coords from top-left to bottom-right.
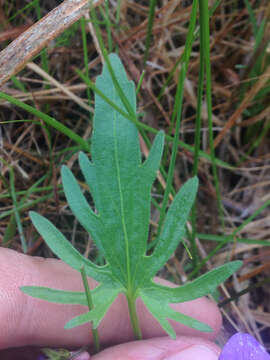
[[0, 248, 222, 360]]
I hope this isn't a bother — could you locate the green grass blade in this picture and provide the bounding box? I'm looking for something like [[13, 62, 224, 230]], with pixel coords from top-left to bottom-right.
[[0, 91, 90, 151], [190, 24, 205, 268], [197, 233, 270, 247], [243, 0, 258, 35], [157, 0, 198, 236], [199, 0, 224, 226], [157, 0, 222, 102], [80, 17, 92, 107], [143, 0, 157, 65], [9, 167, 27, 252]]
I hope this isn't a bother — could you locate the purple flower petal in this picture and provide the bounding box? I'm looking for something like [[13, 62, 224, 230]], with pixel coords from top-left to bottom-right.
[[219, 333, 270, 360]]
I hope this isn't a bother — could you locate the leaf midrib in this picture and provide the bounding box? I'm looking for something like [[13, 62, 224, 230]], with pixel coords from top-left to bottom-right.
[[113, 109, 131, 290]]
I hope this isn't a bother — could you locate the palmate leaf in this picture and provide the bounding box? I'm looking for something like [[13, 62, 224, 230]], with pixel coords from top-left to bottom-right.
[[22, 54, 242, 339]]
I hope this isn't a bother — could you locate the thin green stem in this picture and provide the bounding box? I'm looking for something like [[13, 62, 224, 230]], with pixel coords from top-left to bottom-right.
[[192, 44, 205, 176], [0, 193, 62, 220], [136, 70, 145, 95], [116, 0, 121, 28], [0, 91, 90, 152], [199, 0, 224, 227], [157, 0, 198, 237], [8, 1, 36, 22], [103, 0, 113, 52], [219, 276, 270, 308], [0, 158, 27, 251], [190, 18, 205, 270], [144, 0, 157, 66], [80, 266, 100, 353], [80, 17, 92, 107], [197, 233, 270, 247], [9, 167, 27, 252], [157, 0, 222, 102], [0, 88, 231, 170], [188, 239, 228, 279], [126, 293, 142, 340], [189, 197, 270, 278]]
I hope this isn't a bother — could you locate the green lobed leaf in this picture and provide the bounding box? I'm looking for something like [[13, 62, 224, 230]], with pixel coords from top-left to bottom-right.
[[72, 53, 165, 289], [25, 54, 242, 339]]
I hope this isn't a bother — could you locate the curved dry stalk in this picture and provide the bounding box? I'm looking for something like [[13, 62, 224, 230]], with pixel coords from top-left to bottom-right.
[[0, 0, 103, 86]]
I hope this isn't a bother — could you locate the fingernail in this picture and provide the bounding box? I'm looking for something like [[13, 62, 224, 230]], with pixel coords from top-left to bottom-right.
[[164, 345, 218, 360]]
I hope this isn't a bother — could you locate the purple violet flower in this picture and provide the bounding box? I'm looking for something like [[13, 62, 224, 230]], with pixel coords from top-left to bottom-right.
[[219, 333, 270, 360]]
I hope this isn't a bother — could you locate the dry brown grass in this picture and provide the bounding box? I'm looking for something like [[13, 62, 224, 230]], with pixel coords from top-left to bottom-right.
[[0, 0, 270, 349]]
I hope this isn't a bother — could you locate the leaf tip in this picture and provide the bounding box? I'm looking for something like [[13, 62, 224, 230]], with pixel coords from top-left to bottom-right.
[[191, 175, 199, 188], [20, 285, 36, 296], [157, 129, 165, 137], [64, 322, 73, 330], [64, 316, 80, 330], [29, 210, 39, 223], [78, 151, 86, 161], [200, 323, 213, 333], [231, 260, 243, 271], [61, 164, 69, 177]]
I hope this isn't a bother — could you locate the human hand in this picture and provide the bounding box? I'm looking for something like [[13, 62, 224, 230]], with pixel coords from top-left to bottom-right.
[[0, 248, 221, 359]]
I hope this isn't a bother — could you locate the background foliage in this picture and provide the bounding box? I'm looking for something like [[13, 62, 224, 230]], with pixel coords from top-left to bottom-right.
[[0, 0, 270, 351]]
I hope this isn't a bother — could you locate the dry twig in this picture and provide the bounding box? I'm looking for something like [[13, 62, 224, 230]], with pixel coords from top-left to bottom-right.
[[0, 0, 103, 86]]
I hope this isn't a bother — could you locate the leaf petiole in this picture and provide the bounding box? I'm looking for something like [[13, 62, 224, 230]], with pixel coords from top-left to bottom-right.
[[126, 292, 142, 340]]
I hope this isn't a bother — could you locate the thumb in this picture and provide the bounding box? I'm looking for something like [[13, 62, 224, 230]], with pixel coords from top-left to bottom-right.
[[164, 344, 219, 360], [92, 336, 220, 360]]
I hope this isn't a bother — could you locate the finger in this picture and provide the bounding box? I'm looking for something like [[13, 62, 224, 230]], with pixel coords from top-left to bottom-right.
[[92, 336, 220, 360], [0, 248, 221, 350], [0, 337, 219, 360]]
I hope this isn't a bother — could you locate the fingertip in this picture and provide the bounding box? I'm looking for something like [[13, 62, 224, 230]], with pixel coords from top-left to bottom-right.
[[75, 351, 91, 360], [92, 336, 220, 360], [163, 345, 219, 360]]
